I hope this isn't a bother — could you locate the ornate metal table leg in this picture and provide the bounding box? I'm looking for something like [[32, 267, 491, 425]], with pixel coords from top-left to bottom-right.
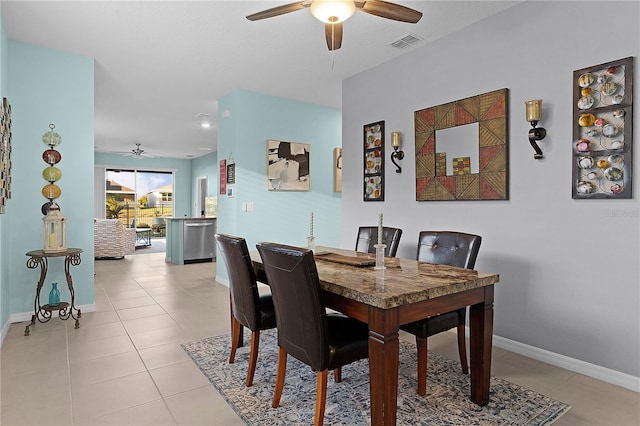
[[26, 256, 49, 333], [65, 252, 82, 328]]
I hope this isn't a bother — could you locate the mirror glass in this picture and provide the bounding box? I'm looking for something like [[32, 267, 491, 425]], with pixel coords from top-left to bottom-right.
[[436, 123, 479, 175]]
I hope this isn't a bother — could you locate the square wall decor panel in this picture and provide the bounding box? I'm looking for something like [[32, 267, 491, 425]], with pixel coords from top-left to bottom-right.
[[414, 88, 509, 201]]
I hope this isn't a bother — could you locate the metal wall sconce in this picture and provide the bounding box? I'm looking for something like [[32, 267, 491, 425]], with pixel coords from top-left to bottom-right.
[[390, 131, 404, 173], [525, 99, 547, 159]]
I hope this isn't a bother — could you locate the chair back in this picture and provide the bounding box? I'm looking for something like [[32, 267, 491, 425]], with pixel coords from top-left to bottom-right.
[[256, 242, 328, 372], [355, 226, 403, 257], [416, 231, 481, 269], [215, 234, 262, 330]]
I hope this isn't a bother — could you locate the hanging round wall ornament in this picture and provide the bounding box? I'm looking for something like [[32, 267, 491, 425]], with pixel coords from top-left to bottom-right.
[[42, 124, 61, 147]]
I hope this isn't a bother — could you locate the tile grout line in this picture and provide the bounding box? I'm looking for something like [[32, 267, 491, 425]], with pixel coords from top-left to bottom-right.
[[64, 319, 75, 425], [113, 270, 184, 425]]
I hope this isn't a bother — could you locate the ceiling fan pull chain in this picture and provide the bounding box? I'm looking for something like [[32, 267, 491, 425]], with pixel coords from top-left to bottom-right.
[[331, 25, 335, 71]]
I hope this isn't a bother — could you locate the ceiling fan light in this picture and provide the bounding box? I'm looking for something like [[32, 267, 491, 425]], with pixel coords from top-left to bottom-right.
[[310, 0, 355, 24]]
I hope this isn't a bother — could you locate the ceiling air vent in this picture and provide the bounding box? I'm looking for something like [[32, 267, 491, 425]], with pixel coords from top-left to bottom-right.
[[390, 33, 423, 49]]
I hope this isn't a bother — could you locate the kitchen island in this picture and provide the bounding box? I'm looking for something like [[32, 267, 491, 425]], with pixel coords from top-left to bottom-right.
[[165, 217, 216, 264]]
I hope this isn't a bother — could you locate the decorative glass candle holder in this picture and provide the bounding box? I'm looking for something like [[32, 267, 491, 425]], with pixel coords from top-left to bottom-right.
[[307, 236, 316, 252], [374, 243, 386, 270]]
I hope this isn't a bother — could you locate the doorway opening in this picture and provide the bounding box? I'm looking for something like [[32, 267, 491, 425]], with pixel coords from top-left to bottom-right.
[[105, 168, 174, 236]]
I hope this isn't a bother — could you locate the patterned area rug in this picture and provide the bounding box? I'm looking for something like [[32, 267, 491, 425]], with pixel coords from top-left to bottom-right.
[[182, 330, 570, 425]]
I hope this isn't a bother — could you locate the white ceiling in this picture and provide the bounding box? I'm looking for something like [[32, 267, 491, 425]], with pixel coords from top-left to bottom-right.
[[2, 1, 520, 159]]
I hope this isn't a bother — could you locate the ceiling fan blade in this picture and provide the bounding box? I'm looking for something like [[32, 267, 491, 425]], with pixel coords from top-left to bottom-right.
[[246, 1, 310, 21], [325, 23, 343, 51], [356, 0, 423, 23]]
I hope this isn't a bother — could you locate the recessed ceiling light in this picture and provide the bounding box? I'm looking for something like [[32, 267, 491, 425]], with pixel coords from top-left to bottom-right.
[[201, 122, 211, 128]]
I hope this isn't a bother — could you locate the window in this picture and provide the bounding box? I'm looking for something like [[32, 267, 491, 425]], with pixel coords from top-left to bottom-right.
[[105, 168, 174, 228]]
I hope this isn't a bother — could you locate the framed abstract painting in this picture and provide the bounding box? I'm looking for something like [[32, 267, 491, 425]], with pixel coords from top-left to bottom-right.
[[266, 139, 310, 191]]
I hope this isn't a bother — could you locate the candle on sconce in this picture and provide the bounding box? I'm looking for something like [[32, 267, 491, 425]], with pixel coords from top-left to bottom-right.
[[378, 213, 383, 245], [310, 211, 314, 238], [525, 99, 543, 122]]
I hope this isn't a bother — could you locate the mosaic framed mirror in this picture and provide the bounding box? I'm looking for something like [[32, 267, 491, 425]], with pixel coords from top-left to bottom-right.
[[414, 88, 509, 201]]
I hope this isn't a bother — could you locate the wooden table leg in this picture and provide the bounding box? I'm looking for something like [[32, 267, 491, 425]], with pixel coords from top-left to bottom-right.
[[368, 306, 399, 426], [469, 285, 494, 405]]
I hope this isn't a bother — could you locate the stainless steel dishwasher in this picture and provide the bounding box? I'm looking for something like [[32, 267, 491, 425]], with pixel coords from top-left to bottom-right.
[[183, 220, 216, 263]]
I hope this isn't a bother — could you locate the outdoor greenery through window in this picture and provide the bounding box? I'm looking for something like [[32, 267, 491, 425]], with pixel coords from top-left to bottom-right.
[[105, 169, 174, 235]]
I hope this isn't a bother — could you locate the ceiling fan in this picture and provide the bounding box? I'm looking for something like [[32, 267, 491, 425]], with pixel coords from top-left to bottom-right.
[[122, 143, 156, 160], [246, 0, 422, 51]]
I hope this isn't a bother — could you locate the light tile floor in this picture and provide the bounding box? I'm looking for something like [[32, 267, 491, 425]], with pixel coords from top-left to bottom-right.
[[1, 252, 638, 425]]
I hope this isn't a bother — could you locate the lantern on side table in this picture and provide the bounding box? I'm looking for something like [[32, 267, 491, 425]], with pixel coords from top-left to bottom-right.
[[43, 202, 66, 253]]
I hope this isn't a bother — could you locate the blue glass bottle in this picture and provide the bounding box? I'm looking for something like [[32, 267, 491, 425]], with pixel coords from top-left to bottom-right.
[[49, 282, 60, 307]]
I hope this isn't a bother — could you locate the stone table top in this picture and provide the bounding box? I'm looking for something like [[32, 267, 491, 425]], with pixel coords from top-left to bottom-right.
[[251, 246, 499, 309]]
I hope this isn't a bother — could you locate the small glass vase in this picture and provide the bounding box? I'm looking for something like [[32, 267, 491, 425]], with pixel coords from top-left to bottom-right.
[[307, 236, 316, 253], [374, 243, 386, 270], [48, 282, 60, 307]]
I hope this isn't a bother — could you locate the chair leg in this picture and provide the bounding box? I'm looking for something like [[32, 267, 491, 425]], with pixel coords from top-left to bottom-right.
[[333, 367, 341, 383], [416, 336, 427, 396], [272, 347, 288, 409], [229, 317, 241, 364], [246, 330, 260, 387], [315, 370, 328, 426], [457, 324, 469, 374]]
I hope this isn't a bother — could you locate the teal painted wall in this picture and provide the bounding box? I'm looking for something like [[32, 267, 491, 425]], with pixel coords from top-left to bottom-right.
[[0, 13, 9, 333], [191, 151, 218, 216], [95, 152, 193, 218], [6, 40, 94, 316], [216, 89, 341, 282]]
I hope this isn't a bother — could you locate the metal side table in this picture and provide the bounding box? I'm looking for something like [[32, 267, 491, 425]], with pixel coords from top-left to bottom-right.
[[24, 248, 83, 336]]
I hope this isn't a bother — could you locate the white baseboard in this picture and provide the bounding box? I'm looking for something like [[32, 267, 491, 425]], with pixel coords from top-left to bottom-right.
[[492, 334, 640, 393]]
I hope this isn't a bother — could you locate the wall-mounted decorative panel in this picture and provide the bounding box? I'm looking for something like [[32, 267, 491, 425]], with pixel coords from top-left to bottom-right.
[[334, 147, 342, 193], [0, 97, 12, 214], [572, 57, 633, 199], [363, 121, 384, 201], [414, 89, 509, 201]]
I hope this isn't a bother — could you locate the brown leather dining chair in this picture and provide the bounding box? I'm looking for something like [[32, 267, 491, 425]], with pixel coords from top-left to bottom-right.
[[355, 226, 403, 257], [256, 242, 369, 426], [214, 233, 277, 387], [400, 231, 482, 396]]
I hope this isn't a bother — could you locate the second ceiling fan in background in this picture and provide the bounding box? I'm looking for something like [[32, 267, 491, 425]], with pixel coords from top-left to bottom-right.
[[246, 0, 422, 51]]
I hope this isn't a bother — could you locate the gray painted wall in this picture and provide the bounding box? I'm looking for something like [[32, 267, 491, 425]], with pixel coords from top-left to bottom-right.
[[341, 1, 639, 378]]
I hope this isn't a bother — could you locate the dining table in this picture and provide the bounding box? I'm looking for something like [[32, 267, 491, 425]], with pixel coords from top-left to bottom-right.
[[249, 246, 500, 426]]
